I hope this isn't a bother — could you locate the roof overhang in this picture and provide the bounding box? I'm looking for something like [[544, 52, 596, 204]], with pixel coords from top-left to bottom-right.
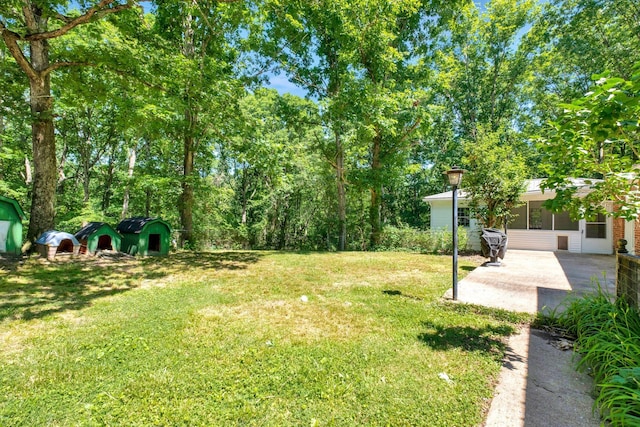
[[423, 178, 599, 204]]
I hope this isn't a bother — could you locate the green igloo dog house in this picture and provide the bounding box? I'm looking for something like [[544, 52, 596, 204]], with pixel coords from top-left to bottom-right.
[[116, 217, 171, 256], [75, 222, 122, 255], [0, 196, 26, 255]]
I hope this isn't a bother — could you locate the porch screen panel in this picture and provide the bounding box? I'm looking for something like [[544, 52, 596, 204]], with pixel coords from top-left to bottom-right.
[[508, 205, 527, 229], [529, 201, 552, 230], [554, 211, 579, 231]]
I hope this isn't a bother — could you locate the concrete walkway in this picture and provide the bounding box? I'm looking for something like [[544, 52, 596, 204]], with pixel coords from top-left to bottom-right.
[[445, 250, 616, 427]]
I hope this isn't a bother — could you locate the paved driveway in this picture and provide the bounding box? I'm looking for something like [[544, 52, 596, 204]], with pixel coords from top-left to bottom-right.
[[448, 250, 616, 314]]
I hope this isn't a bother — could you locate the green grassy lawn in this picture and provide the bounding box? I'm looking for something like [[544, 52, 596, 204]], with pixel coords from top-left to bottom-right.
[[0, 251, 528, 426]]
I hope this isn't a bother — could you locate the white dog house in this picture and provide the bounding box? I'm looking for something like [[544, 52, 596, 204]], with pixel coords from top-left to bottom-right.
[[424, 179, 614, 254]]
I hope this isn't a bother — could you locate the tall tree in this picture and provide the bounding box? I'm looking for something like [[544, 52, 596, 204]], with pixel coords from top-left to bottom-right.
[[227, 89, 324, 249], [434, 0, 537, 141], [261, 0, 363, 250], [153, 0, 247, 247], [0, 0, 142, 243], [262, 0, 463, 249], [347, 0, 436, 247], [462, 127, 527, 229], [527, 0, 640, 127]]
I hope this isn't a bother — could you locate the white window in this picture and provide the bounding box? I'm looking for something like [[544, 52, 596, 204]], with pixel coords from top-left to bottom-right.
[[458, 207, 470, 227]]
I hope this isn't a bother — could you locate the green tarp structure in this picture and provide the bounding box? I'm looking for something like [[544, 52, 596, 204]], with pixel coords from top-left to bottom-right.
[[0, 196, 26, 255], [116, 217, 171, 256], [75, 222, 122, 255]]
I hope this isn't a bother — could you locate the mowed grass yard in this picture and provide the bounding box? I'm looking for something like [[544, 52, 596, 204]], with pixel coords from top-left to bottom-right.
[[0, 251, 528, 426]]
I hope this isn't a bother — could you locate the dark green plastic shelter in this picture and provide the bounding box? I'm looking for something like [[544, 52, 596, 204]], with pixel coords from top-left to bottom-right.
[[75, 222, 122, 255], [116, 217, 171, 256], [0, 196, 26, 255]]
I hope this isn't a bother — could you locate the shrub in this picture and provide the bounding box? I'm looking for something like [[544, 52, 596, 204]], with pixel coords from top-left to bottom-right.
[[378, 226, 469, 254]]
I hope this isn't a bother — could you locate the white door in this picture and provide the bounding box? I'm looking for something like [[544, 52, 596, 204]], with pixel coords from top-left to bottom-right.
[[625, 220, 636, 255], [581, 214, 613, 254], [0, 221, 9, 252]]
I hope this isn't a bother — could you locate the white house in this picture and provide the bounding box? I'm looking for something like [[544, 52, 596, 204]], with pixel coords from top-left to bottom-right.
[[423, 178, 624, 255]]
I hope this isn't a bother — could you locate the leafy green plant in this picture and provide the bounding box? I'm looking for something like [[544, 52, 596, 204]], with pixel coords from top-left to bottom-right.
[[597, 367, 640, 425]]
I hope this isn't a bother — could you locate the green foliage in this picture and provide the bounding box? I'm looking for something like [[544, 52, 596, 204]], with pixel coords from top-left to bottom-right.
[[3, 0, 636, 252], [462, 127, 528, 229], [541, 287, 640, 426], [434, 0, 539, 141], [378, 226, 469, 254], [540, 64, 640, 220], [56, 202, 109, 233]]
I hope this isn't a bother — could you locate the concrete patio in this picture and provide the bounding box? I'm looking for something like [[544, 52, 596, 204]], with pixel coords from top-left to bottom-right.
[[447, 249, 616, 314]]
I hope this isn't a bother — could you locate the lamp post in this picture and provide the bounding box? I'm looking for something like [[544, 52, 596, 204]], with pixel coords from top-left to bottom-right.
[[445, 166, 465, 301]]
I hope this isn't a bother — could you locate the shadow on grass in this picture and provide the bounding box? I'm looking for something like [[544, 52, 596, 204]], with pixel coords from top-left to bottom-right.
[[0, 251, 263, 322], [382, 289, 423, 301], [140, 251, 263, 271], [418, 321, 514, 355], [418, 303, 523, 356]]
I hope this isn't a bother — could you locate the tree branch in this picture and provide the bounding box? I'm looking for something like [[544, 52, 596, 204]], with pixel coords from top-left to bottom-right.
[[44, 61, 94, 75], [24, 0, 138, 42], [0, 23, 39, 81], [55, 13, 74, 24]]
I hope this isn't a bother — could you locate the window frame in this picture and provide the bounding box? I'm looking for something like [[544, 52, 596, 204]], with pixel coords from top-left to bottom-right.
[[458, 207, 470, 228]]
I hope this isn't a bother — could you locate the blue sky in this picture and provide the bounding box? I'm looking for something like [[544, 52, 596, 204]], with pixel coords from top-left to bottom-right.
[[266, 73, 308, 98]]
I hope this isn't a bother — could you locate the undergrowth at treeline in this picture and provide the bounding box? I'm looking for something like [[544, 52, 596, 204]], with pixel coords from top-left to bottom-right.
[[0, 251, 529, 426], [537, 286, 640, 426], [376, 227, 470, 254]]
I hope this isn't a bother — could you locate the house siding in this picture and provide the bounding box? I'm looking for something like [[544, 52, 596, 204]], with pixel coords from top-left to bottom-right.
[[507, 230, 582, 253], [429, 200, 481, 250]]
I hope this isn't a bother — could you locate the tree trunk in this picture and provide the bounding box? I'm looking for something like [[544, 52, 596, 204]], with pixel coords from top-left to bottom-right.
[[102, 144, 117, 212], [241, 169, 248, 226], [178, 3, 197, 248], [121, 147, 136, 220], [82, 157, 91, 204], [0, 1, 138, 245], [369, 133, 383, 248], [179, 108, 196, 247], [335, 133, 347, 251], [145, 188, 151, 217], [23, 156, 33, 185], [26, 36, 56, 242], [277, 196, 290, 250], [80, 116, 92, 204]]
